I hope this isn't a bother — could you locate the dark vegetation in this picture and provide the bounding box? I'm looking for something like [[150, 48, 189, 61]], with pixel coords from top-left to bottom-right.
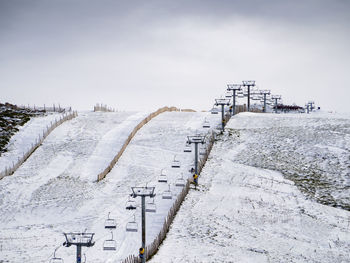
[[0, 102, 45, 155]]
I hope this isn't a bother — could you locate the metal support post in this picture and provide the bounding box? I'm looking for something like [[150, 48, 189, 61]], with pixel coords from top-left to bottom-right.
[[194, 143, 198, 174], [141, 196, 146, 263], [232, 89, 236, 115], [77, 245, 82, 263], [227, 84, 241, 116], [242, 81, 256, 112], [274, 98, 278, 113], [129, 186, 155, 263], [221, 105, 225, 131], [247, 86, 250, 111]]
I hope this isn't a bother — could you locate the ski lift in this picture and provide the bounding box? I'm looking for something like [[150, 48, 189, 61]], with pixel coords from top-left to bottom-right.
[[225, 91, 232, 98], [158, 169, 168, 183], [104, 212, 117, 229], [202, 118, 210, 128], [184, 142, 192, 152], [237, 92, 244, 98], [125, 197, 137, 210], [103, 232, 117, 251], [199, 147, 206, 156], [162, 184, 173, 199], [171, 155, 181, 168], [175, 174, 186, 187], [146, 197, 157, 213], [210, 107, 219, 114], [126, 215, 138, 232], [49, 248, 64, 263]]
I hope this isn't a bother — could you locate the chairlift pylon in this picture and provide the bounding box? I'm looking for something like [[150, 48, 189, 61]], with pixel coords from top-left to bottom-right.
[[158, 168, 168, 183], [103, 232, 117, 251], [104, 212, 117, 229], [171, 155, 181, 168], [162, 184, 173, 199], [126, 215, 138, 232], [146, 197, 157, 213]]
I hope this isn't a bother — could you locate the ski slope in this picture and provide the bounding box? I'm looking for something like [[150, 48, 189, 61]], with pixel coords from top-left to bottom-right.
[[150, 112, 350, 262], [0, 110, 220, 263], [0, 112, 62, 172]]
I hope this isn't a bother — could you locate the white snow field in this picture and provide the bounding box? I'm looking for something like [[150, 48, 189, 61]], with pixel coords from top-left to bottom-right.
[[150, 112, 350, 263], [0, 110, 220, 263], [0, 112, 62, 172]]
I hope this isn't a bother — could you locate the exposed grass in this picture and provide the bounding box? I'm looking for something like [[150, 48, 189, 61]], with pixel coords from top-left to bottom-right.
[[0, 102, 45, 155]]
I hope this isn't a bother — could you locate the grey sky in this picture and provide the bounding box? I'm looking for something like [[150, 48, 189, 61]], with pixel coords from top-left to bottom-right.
[[1, 0, 349, 112]]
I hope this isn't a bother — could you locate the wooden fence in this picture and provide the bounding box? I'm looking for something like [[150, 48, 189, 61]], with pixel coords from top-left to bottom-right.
[[96, 106, 182, 182], [19, 104, 71, 113], [94, 103, 115, 112], [120, 130, 217, 263], [0, 111, 78, 180]]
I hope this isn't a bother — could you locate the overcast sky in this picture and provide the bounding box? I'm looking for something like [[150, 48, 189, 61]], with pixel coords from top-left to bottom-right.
[[1, 0, 349, 112]]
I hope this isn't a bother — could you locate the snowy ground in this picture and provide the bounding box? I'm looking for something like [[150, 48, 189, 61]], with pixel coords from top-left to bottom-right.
[[226, 112, 350, 210], [0, 110, 220, 263], [150, 112, 350, 263], [0, 112, 62, 172]]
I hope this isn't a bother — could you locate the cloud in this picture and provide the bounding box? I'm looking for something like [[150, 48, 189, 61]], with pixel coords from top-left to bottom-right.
[[0, 0, 349, 112]]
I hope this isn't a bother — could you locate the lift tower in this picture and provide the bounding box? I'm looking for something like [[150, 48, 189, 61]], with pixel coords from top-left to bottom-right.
[[214, 98, 230, 131], [187, 134, 206, 176], [271, 95, 282, 113], [227, 84, 242, 116], [130, 186, 156, 263], [63, 232, 95, 263], [260, 90, 271, 113], [242, 80, 256, 112]]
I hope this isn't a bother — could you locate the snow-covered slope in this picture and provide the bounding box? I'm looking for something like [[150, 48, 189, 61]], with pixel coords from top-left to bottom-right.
[[226, 112, 350, 210], [0, 112, 61, 171], [0, 110, 220, 263], [150, 112, 350, 262]]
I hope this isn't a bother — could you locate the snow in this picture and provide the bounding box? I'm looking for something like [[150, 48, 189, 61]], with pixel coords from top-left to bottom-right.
[[0, 112, 62, 171], [2, 109, 348, 263], [0, 110, 219, 263], [150, 112, 350, 263], [226, 112, 350, 210]]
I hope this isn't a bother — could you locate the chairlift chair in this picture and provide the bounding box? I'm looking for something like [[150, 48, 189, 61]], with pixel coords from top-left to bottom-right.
[[126, 215, 138, 232], [202, 118, 210, 128], [183, 142, 192, 152], [50, 258, 64, 263], [171, 155, 181, 168], [50, 248, 64, 263], [104, 212, 117, 229], [103, 232, 117, 251], [158, 169, 168, 183], [210, 107, 219, 114], [125, 197, 137, 210], [162, 185, 173, 199], [146, 198, 157, 213], [175, 174, 186, 187], [225, 91, 232, 98], [199, 147, 206, 156]]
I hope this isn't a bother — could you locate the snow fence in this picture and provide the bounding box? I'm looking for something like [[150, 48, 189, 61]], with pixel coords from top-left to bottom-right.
[[121, 130, 216, 263], [96, 106, 182, 182], [0, 111, 78, 180]]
